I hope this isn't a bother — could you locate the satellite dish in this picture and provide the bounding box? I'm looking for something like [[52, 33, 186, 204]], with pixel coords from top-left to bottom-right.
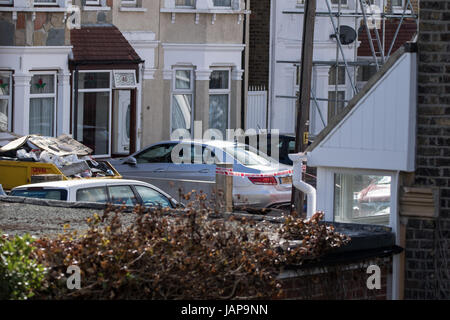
[[330, 25, 357, 45]]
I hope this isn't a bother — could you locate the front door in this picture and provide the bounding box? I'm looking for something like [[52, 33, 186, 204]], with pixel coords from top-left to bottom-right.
[[112, 89, 135, 156]]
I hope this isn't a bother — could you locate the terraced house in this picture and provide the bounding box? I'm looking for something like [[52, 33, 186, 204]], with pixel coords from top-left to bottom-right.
[[0, 0, 249, 157]]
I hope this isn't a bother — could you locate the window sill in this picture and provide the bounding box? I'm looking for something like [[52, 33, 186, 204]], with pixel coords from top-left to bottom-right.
[[83, 6, 111, 11], [119, 7, 147, 12]]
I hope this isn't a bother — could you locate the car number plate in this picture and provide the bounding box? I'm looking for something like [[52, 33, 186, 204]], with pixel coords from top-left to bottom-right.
[[280, 176, 292, 184]]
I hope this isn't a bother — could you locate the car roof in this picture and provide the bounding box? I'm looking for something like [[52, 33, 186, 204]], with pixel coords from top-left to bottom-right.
[[13, 179, 155, 190]]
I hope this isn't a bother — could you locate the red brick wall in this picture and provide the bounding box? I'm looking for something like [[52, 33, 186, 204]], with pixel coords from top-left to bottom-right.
[[279, 259, 391, 300]]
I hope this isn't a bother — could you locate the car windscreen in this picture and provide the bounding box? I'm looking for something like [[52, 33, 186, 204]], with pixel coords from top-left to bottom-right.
[[10, 188, 68, 201], [222, 144, 272, 166]]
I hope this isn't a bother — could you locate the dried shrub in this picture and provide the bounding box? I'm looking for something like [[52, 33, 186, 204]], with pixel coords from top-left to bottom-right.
[[31, 201, 350, 300]]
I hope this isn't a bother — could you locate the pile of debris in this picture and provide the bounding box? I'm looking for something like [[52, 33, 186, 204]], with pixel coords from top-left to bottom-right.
[[0, 134, 116, 179]]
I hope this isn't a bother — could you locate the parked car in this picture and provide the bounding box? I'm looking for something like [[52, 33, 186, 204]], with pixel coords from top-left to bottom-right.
[[10, 179, 179, 208], [240, 133, 296, 165], [109, 140, 293, 209]]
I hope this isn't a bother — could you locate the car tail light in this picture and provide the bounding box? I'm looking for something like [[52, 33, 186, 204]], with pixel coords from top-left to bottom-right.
[[248, 176, 277, 185]]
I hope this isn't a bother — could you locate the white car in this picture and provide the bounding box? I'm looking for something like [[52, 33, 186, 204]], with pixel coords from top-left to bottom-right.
[[110, 140, 293, 209], [10, 179, 179, 208]]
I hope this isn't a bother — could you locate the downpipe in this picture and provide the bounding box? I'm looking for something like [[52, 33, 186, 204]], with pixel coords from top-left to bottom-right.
[[288, 153, 316, 217]]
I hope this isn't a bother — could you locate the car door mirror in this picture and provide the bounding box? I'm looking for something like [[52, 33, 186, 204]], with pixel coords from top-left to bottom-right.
[[123, 156, 137, 166]]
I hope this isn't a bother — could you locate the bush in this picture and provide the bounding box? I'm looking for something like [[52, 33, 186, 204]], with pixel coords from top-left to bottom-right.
[[0, 233, 46, 300], [32, 200, 350, 300]]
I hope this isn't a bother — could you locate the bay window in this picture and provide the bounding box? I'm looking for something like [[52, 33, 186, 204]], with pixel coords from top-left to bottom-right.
[[334, 172, 392, 226], [0, 72, 11, 132], [171, 69, 194, 134], [209, 69, 230, 137], [29, 73, 57, 136]]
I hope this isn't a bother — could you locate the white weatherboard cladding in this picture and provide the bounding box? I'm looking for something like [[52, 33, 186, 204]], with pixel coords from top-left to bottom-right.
[[162, 43, 245, 77], [307, 53, 417, 172]]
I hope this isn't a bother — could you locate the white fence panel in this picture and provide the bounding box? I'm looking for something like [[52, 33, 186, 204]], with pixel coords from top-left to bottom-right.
[[246, 86, 267, 131]]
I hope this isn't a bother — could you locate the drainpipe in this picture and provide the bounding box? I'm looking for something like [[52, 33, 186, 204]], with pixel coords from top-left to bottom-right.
[[289, 152, 316, 217]]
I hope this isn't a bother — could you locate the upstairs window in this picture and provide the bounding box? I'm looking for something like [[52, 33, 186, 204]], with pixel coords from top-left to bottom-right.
[[213, 0, 231, 7], [33, 0, 57, 5], [175, 0, 194, 7]]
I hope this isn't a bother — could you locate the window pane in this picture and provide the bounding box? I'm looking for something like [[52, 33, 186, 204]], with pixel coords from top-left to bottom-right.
[[172, 94, 192, 131], [331, 0, 347, 4], [10, 189, 67, 200], [334, 173, 391, 225], [29, 98, 54, 136], [76, 92, 110, 155], [108, 185, 138, 206], [78, 72, 110, 89], [136, 144, 174, 163], [357, 65, 377, 82], [0, 99, 8, 132], [0, 73, 10, 96], [210, 71, 229, 90], [30, 74, 55, 94], [327, 91, 345, 121], [328, 66, 345, 85], [214, 0, 231, 6], [175, 0, 194, 7], [209, 94, 228, 136], [76, 187, 108, 203], [175, 70, 191, 90], [135, 185, 172, 208], [392, 0, 403, 6]]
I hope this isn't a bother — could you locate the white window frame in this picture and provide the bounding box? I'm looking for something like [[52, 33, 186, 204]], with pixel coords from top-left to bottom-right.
[[175, 0, 195, 8], [209, 68, 231, 133], [320, 167, 399, 230], [170, 67, 195, 135], [75, 70, 112, 158], [33, 0, 57, 5], [29, 71, 57, 137], [391, 0, 404, 8], [330, 0, 348, 7], [327, 65, 347, 120], [212, 0, 232, 9], [85, 0, 100, 6], [121, 0, 137, 6], [0, 71, 12, 132]]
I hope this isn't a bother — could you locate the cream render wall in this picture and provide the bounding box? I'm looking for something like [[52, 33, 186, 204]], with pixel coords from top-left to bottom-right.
[[113, 0, 248, 146]]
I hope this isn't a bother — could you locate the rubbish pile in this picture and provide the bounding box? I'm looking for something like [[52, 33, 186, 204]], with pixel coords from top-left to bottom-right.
[[0, 134, 116, 178]]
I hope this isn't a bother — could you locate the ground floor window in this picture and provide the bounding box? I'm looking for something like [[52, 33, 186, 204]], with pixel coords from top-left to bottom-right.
[[29, 73, 57, 136], [171, 69, 194, 135], [209, 69, 230, 137], [0, 72, 12, 132], [334, 173, 391, 225]]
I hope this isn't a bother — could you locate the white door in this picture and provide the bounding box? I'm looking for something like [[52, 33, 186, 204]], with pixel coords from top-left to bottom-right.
[[113, 90, 131, 155]]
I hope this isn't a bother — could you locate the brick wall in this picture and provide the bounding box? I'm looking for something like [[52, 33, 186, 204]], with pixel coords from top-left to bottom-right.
[[280, 259, 391, 300], [405, 0, 450, 299], [248, 0, 271, 89]]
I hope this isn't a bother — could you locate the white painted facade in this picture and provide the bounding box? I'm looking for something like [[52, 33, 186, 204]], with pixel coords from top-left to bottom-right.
[[269, 0, 360, 136], [0, 46, 72, 136]]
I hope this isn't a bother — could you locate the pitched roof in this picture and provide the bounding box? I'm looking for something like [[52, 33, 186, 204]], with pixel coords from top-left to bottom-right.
[[70, 25, 143, 64], [357, 18, 417, 57]]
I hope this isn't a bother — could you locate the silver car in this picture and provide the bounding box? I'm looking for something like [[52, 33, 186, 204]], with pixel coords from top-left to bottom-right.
[[110, 140, 293, 209]]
